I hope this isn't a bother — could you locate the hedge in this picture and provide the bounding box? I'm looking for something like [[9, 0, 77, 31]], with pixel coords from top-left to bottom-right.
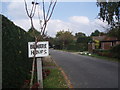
[[2, 14, 33, 88], [110, 45, 120, 59]]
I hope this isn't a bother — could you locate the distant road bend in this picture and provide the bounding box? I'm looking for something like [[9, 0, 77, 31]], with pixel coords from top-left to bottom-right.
[[50, 49, 118, 88]]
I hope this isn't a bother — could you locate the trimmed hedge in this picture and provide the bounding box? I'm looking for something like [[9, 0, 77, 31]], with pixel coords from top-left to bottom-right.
[[2, 14, 33, 88]]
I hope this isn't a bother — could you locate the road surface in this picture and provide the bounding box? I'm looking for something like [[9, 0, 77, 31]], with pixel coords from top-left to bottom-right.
[[50, 49, 118, 88]]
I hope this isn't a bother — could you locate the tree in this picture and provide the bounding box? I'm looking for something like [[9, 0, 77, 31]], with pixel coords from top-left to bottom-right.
[[90, 30, 106, 36], [107, 27, 120, 39], [97, 1, 120, 39], [76, 35, 92, 51], [55, 30, 74, 49], [24, 0, 57, 88], [77, 36, 91, 43], [90, 30, 100, 36], [24, 0, 57, 38], [97, 1, 119, 28], [75, 32, 86, 38], [45, 36, 55, 48]]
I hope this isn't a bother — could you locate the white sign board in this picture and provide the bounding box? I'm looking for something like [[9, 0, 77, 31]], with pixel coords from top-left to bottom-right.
[[28, 41, 49, 58]]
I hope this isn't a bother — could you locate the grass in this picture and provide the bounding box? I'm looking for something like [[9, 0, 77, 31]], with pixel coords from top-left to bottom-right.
[[43, 68, 68, 88], [57, 49, 119, 62], [42, 57, 68, 88], [42, 60, 56, 67], [83, 53, 119, 62], [59, 49, 79, 53]]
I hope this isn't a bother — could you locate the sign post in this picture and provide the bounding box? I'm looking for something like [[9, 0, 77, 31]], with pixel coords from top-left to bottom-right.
[[28, 41, 49, 88], [37, 58, 43, 88]]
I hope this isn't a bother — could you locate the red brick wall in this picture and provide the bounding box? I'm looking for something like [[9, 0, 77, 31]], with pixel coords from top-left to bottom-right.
[[116, 41, 120, 45], [101, 42, 112, 50], [88, 41, 120, 51]]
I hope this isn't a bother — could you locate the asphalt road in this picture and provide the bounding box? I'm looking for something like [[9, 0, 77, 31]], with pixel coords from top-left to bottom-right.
[[50, 49, 118, 88]]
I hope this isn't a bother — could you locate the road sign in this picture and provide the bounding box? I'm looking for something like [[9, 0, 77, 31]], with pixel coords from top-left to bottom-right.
[[28, 41, 49, 58]]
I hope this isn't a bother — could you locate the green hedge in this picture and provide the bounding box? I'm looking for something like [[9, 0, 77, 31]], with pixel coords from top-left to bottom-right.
[[2, 14, 33, 88], [93, 46, 120, 59], [93, 49, 112, 57], [110, 45, 120, 59], [67, 43, 88, 52]]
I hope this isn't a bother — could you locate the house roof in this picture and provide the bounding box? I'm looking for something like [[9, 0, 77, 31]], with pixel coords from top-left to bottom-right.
[[92, 36, 106, 41], [92, 35, 118, 41], [101, 40, 120, 43]]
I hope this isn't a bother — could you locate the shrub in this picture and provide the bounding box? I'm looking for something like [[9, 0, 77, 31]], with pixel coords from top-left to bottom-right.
[[110, 45, 120, 59], [67, 43, 88, 52], [93, 49, 113, 58], [2, 15, 33, 88]]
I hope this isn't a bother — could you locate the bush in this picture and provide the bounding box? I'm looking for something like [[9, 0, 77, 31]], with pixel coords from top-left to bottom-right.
[[2, 15, 33, 88], [93, 49, 113, 58], [67, 43, 88, 52], [67, 44, 77, 51], [110, 45, 120, 59]]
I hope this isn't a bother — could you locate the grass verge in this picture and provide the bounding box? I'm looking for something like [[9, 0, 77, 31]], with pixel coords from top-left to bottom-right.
[[59, 49, 78, 52], [43, 68, 68, 88], [82, 53, 119, 62], [42, 56, 68, 88], [56, 49, 119, 62]]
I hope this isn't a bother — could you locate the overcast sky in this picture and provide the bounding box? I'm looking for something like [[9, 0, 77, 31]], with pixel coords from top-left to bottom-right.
[[1, 0, 109, 37]]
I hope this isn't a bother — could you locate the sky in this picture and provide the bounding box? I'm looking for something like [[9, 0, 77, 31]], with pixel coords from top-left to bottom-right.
[[1, 0, 109, 37]]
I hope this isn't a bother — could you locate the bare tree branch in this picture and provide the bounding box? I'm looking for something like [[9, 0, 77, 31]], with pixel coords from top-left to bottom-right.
[[31, 2, 37, 18], [41, 0, 57, 36], [24, 0, 30, 17], [46, 1, 53, 19], [42, 22, 47, 35], [30, 1, 35, 17], [24, 0, 57, 88], [47, 0, 57, 21], [42, 0, 46, 23]]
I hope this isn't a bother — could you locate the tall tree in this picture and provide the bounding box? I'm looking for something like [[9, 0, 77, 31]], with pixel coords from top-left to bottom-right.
[[75, 32, 86, 38], [97, 1, 120, 28], [76, 35, 92, 51], [91, 30, 100, 36], [90, 30, 106, 36], [97, 1, 120, 39], [55, 30, 74, 49], [77, 36, 91, 43], [107, 27, 120, 39]]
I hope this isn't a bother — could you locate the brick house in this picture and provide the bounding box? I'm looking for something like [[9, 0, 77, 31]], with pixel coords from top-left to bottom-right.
[[88, 35, 120, 52]]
